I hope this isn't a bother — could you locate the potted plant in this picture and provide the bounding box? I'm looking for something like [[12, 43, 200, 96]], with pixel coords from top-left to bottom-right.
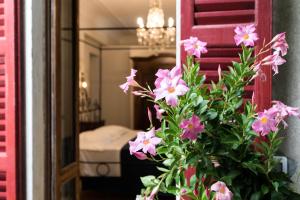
[[120, 24, 300, 200]]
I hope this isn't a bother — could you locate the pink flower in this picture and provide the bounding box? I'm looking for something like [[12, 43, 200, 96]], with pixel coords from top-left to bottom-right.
[[154, 76, 189, 107], [262, 52, 286, 75], [180, 115, 205, 140], [154, 65, 182, 88], [146, 186, 159, 200], [182, 36, 208, 58], [252, 109, 278, 136], [120, 69, 138, 93], [270, 101, 300, 128], [234, 24, 258, 47], [132, 91, 143, 96], [129, 141, 148, 160], [271, 32, 286, 44], [272, 101, 300, 119], [129, 128, 162, 156], [211, 181, 233, 200], [133, 152, 148, 160], [271, 32, 288, 56], [147, 107, 153, 125], [154, 105, 165, 121]]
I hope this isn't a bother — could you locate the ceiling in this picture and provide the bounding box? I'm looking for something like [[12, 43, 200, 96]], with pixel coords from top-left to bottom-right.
[[79, 0, 176, 45]]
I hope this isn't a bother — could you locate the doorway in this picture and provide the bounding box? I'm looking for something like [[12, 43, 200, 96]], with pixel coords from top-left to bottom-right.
[[48, 0, 176, 199]]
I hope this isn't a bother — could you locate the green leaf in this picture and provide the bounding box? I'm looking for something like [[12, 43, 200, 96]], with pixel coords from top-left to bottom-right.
[[165, 186, 178, 195], [250, 192, 261, 200], [207, 110, 218, 120], [193, 95, 204, 107], [157, 167, 170, 173], [157, 146, 168, 154], [140, 175, 157, 187], [165, 172, 173, 187], [272, 181, 279, 192], [173, 146, 184, 155], [221, 170, 241, 185], [163, 158, 175, 167], [261, 184, 269, 195]]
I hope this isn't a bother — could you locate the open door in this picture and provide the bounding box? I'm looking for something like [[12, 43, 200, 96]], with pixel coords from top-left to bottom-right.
[[50, 0, 80, 199]]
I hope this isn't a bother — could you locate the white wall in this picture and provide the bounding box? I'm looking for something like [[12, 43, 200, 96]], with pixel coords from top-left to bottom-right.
[[101, 48, 132, 127], [79, 33, 102, 103]]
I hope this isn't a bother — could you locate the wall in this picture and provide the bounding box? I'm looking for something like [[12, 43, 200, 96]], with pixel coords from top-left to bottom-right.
[[79, 33, 102, 104], [101, 48, 131, 127], [273, 0, 300, 192]]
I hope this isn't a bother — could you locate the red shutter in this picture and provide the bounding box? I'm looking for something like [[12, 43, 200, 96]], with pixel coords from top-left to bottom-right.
[[181, 0, 272, 111], [0, 0, 17, 199]]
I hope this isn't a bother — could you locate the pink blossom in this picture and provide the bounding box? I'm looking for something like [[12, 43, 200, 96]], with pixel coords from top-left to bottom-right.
[[262, 52, 286, 75], [211, 159, 221, 168], [272, 101, 300, 119], [234, 24, 258, 47], [252, 62, 261, 73], [211, 181, 233, 200], [272, 53, 286, 74], [252, 109, 278, 136], [129, 128, 162, 156], [182, 36, 208, 58], [154, 105, 165, 121], [180, 115, 205, 140], [146, 186, 159, 200], [271, 32, 286, 44], [154, 65, 182, 88], [132, 91, 143, 96], [129, 141, 148, 160], [147, 107, 153, 125], [133, 152, 148, 160], [154, 76, 189, 107], [120, 69, 138, 93], [270, 101, 300, 128], [218, 65, 222, 81], [271, 32, 289, 56]]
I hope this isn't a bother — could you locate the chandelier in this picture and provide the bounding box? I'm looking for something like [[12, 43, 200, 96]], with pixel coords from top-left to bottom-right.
[[136, 0, 176, 50]]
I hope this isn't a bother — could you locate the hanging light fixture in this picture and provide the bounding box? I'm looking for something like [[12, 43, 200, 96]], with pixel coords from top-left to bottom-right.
[[136, 0, 176, 50]]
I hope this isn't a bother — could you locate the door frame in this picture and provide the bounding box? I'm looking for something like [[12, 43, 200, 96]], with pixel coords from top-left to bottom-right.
[[46, 0, 80, 199]]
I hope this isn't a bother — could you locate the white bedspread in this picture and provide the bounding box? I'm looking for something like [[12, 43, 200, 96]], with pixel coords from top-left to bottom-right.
[[80, 125, 137, 177]]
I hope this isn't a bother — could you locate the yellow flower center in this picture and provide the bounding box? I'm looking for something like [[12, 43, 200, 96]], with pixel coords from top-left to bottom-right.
[[143, 139, 150, 145], [168, 87, 175, 93], [188, 124, 194, 130], [219, 186, 226, 194], [260, 117, 268, 124], [243, 34, 250, 40]]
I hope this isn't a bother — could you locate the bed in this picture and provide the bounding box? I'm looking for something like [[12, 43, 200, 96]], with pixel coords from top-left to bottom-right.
[[79, 125, 160, 194], [80, 125, 137, 177]]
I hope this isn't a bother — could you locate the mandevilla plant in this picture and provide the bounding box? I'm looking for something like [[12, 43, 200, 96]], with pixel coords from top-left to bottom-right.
[[120, 24, 300, 200]]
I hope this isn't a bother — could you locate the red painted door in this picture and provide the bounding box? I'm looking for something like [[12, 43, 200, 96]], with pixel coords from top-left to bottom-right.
[[0, 0, 18, 199], [181, 0, 272, 111]]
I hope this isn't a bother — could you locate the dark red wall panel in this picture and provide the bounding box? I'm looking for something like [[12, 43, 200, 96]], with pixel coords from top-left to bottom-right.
[[181, 0, 272, 111]]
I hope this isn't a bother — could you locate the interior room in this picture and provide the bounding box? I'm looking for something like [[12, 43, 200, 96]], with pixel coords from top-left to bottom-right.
[[78, 0, 176, 199]]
